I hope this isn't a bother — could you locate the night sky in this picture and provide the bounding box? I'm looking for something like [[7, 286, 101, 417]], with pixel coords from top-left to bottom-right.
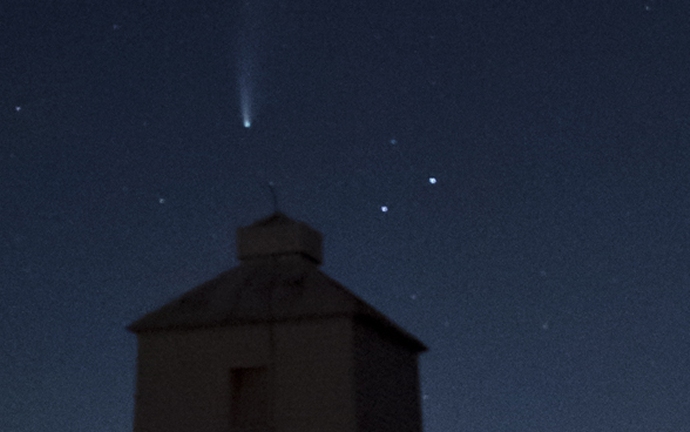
[[2, 1, 690, 431]]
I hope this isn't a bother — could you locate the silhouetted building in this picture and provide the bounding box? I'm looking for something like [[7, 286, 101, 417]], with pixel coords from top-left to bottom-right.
[[128, 212, 427, 432]]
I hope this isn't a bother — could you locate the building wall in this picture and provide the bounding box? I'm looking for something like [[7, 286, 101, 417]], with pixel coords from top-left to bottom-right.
[[353, 319, 423, 432], [133, 317, 357, 432], [133, 325, 272, 432], [273, 317, 356, 432]]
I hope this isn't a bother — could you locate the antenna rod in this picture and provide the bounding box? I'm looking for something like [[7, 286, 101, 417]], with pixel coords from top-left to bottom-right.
[[268, 181, 279, 212]]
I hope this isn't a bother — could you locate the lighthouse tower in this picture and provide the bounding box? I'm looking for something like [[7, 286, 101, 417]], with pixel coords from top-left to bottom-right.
[[128, 212, 427, 432]]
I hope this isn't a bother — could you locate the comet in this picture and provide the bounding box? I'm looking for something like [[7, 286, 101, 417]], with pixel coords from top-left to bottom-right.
[[236, 0, 260, 129], [239, 70, 252, 128]]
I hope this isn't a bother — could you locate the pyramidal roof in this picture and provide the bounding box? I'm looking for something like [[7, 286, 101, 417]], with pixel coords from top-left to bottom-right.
[[128, 212, 426, 352]]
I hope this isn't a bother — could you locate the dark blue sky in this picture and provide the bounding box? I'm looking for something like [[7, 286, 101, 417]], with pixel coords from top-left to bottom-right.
[[2, 1, 689, 431]]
